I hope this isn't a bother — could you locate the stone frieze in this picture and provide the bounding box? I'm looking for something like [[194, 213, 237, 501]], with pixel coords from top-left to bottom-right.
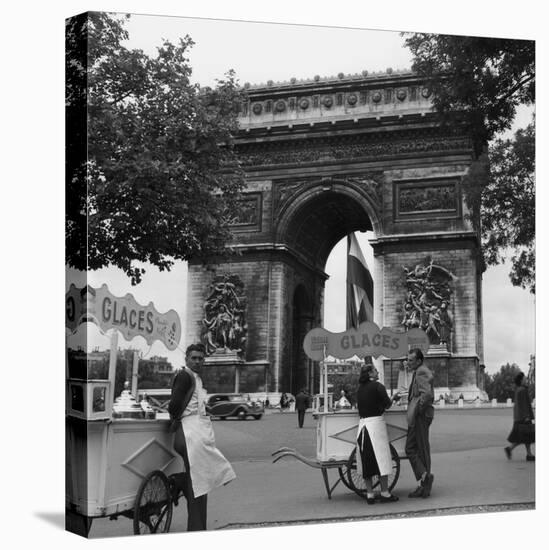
[[238, 135, 472, 167]]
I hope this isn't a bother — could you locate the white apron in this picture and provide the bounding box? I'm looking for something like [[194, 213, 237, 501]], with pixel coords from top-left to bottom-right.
[[180, 374, 236, 498], [356, 415, 392, 477]]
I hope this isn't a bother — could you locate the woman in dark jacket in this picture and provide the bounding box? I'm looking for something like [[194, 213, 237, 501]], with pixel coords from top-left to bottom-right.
[[504, 372, 535, 461], [356, 363, 401, 504]]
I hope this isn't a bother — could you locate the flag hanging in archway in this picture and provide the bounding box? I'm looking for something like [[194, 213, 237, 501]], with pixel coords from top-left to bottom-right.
[[346, 233, 373, 329]]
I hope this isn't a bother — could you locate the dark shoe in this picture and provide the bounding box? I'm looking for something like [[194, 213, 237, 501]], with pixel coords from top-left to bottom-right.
[[421, 473, 434, 498], [526, 455, 535, 462], [366, 495, 376, 505], [504, 447, 512, 460], [408, 486, 424, 498], [379, 494, 399, 503]]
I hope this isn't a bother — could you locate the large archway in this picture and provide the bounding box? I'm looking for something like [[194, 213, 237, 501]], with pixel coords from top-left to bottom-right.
[[186, 71, 486, 400], [273, 186, 378, 394]]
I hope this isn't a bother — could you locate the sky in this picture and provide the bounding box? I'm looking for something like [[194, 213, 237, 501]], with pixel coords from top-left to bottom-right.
[[66, 12, 537, 374], [4, 2, 545, 550]]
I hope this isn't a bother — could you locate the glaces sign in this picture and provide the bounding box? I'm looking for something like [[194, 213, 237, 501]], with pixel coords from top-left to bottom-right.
[[65, 284, 181, 351], [303, 322, 429, 361]]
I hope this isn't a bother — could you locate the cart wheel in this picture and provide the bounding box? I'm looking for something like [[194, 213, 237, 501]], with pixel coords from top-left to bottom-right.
[[346, 444, 400, 498], [133, 470, 173, 535], [338, 465, 354, 491]]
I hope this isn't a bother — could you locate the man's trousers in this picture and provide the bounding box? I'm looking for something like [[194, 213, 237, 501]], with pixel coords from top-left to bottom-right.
[[173, 425, 208, 531], [405, 413, 432, 481], [297, 409, 306, 428]]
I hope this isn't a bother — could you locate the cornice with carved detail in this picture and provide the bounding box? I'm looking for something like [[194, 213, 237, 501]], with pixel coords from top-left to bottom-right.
[[237, 133, 472, 168]]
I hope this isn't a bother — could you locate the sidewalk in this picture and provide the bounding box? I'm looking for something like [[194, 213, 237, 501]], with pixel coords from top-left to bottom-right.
[[88, 444, 535, 537], [206, 445, 535, 530]]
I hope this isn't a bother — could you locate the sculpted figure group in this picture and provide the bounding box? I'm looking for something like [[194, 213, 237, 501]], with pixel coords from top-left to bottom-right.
[[201, 275, 247, 354], [401, 258, 454, 347]]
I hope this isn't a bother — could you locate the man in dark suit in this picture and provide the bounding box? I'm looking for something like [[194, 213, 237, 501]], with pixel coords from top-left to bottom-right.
[[295, 389, 310, 428], [403, 348, 435, 498]]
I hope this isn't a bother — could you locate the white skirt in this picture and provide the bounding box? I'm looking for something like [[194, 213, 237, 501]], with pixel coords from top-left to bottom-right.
[[356, 415, 392, 477], [180, 414, 236, 497]]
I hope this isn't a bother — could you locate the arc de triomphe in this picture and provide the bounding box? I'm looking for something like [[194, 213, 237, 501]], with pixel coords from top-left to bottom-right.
[[186, 71, 486, 400]]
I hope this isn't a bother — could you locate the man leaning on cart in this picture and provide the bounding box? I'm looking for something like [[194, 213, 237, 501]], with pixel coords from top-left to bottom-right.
[[168, 343, 236, 531]]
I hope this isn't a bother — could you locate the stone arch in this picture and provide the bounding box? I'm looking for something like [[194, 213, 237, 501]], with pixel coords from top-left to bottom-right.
[[275, 177, 381, 270], [269, 179, 381, 395]]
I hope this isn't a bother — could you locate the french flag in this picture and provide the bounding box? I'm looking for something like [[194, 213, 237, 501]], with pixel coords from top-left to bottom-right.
[[346, 233, 374, 329]]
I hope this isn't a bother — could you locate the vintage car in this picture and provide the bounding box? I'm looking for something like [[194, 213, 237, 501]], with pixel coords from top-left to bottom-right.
[[206, 393, 264, 420]]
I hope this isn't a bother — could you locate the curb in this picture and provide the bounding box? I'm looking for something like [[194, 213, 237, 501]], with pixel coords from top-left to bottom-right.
[[217, 501, 535, 529]]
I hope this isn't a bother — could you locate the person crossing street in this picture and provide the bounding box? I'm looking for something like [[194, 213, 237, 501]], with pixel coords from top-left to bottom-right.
[[295, 388, 310, 428]]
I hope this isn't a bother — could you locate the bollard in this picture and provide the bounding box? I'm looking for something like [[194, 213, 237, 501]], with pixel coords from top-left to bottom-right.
[[506, 398, 513, 407], [492, 398, 497, 408], [458, 398, 464, 408]]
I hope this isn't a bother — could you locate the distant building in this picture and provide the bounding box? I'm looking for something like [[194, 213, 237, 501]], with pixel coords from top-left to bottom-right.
[[140, 355, 174, 375], [324, 359, 362, 376]]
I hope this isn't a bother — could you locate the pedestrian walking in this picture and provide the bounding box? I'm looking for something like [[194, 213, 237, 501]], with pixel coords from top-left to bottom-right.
[[356, 363, 400, 504], [295, 388, 310, 428], [504, 371, 535, 461], [404, 348, 435, 498], [168, 343, 236, 531]]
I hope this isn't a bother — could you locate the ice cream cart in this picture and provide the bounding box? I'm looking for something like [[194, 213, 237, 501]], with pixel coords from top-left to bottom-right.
[[65, 284, 184, 536], [272, 323, 428, 499]]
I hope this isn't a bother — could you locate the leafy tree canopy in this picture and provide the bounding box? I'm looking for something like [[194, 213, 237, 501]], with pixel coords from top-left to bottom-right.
[[484, 362, 524, 402], [66, 13, 246, 284], [404, 34, 535, 292], [462, 121, 535, 292], [403, 34, 534, 153]]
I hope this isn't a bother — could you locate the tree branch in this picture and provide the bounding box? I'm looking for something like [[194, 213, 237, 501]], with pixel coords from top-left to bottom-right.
[[496, 74, 535, 103]]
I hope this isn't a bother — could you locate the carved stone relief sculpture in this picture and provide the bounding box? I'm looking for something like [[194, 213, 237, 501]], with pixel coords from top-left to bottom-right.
[[201, 274, 247, 355], [401, 257, 456, 348]]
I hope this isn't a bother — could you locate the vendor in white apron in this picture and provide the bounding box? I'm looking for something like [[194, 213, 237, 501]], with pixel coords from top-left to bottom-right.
[[356, 363, 401, 504], [168, 343, 235, 531]]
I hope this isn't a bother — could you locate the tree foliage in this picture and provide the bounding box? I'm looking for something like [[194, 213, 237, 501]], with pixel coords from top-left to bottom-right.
[[484, 122, 535, 292], [461, 121, 535, 292], [484, 362, 521, 402], [66, 13, 246, 284], [403, 34, 534, 154], [404, 34, 535, 292]]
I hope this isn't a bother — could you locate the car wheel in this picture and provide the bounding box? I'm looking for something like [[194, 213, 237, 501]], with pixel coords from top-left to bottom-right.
[[253, 414, 263, 420], [237, 409, 247, 420], [219, 416, 226, 420]]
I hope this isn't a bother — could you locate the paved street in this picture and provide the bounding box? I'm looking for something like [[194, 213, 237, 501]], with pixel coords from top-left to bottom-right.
[[88, 407, 535, 538], [212, 407, 517, 460]]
